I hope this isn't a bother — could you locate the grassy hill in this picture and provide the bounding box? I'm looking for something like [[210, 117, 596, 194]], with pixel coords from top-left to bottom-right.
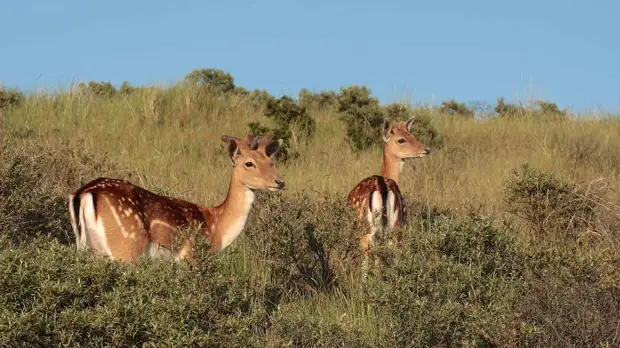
[[1, 79, 619, 347]]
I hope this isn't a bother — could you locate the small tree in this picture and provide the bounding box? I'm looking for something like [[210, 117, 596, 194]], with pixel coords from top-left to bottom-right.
[[265, 96, 316, 140], [184, 68, 235, 93], [78, 81, 117, 98], [337, 85, 384, 151], [438, 99, 474, 118], [119, 81, 136, 95], [299, 89, 338, 110]]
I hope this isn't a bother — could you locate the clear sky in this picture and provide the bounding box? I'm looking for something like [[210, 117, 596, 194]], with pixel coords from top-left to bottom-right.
[[2, 0, 619, 112]]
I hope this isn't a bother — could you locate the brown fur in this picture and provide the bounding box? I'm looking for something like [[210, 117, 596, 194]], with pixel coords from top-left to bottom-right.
[[69, 133, 285, 262]]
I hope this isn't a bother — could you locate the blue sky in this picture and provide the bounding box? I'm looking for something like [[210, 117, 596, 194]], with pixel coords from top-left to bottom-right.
[[2, 0, 619, 112]]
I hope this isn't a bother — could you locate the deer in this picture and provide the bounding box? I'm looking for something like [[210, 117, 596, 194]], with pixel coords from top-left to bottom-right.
[[68, 133, 285, 263], [347, 117, 430, 278]]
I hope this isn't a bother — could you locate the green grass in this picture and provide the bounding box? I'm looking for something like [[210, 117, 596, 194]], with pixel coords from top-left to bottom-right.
[[1, 84, 620, 347]]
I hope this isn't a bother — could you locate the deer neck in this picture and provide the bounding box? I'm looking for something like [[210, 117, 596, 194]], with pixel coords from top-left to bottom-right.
[[205, 173, 255, 252], [380, 145, 403, 184]]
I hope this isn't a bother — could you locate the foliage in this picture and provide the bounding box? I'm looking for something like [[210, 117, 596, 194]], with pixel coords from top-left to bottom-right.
[[495, 97, 568, 120], [0, 87, 24, 109], [119, 81, 137, 95], [504, 164, 604, 240], [264, 95, 316, 141], [0, 235, 275, 347], [299, 88, 338, 110], [368, 215, 528, 347], [438, 99, 474, 118], [184, 68, 235, 93], [246, 192, 361, 295], [78, 81, 117, 98], [337, 85, 384, 151]]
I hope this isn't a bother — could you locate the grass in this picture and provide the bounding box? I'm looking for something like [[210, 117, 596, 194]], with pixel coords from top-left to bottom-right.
[[1, 84, 620, 347]]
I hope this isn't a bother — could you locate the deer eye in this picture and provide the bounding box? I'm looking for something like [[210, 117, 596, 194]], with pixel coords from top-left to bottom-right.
[[244, 162, 254, 168], [397, 139, 406, 144]]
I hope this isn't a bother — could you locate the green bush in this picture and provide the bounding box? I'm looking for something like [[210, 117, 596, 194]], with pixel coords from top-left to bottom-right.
[[368, 215, 528, 346], [519, 246, 620, 347], [119, 81, 137, 95], [0, 87, 24, 109], [245, 192, 361, 295], [495, 97, 568, 120], [337, 85, 385, 151], [0, 236, 275, 347], [299, 88, 338, 110], [438, 99, 474, 118], [265, 95, 316, 141], [504, 164, 601, 239], [495, 97, 524, 117], [78, 81, 117, 98], [184, 68, 235, 93]]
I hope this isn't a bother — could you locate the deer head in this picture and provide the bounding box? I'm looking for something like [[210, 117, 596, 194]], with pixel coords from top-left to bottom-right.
[[221, 132, 286, 191], [381, 116, 430, 159]]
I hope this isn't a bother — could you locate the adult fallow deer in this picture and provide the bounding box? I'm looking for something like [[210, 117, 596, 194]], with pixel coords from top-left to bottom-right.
[[68, 133, 285, 262], [347, 117, 430, 276]]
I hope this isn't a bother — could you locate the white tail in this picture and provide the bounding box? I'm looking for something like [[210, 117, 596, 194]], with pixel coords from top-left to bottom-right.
[[68, 133, 285, 262]]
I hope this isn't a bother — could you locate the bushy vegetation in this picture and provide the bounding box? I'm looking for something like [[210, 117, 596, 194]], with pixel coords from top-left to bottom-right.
[[0, 87, 24, 109], [1, 69, 620, 346], [438, 99, 474, 118]]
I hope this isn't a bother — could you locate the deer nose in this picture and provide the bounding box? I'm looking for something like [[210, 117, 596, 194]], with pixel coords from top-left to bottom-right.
[[275, 179, 286, 190], [424, 148, 431, 155]]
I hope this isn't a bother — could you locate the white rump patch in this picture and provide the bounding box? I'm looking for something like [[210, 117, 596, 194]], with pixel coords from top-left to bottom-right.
[[367, 191, 384, 237], [80, 193, 114, 257], [386, 191, 399, 228]]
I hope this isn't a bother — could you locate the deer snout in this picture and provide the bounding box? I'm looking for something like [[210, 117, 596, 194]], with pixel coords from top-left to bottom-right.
[[275, 178, 286, 190], [424, 147, 431, 155]]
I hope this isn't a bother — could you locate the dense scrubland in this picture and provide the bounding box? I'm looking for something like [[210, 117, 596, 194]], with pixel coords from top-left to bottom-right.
[[1, 69, 619, 347]]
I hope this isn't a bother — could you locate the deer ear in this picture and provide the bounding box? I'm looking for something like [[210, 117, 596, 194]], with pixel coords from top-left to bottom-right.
[[265, 139, 283, 158], [382, 119, 391, 142], [221, 135, 241, 165], [405, 116, 416, 132]]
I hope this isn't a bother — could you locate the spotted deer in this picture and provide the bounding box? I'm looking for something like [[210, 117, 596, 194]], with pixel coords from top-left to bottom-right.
[[347, 117, 430, 276], [68, 133, 285, 262]]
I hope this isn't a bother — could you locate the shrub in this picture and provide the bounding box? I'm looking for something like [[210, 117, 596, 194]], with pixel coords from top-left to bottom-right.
[[504, 164, 602, 239], [0, 87, 24, 109], [299, 88, 338, 110], [495, 97, 524, 117], [368, 215, 528, 346], [536, 100, 568, 120], [0, 236, 274, 347], [119, 81, 137, 95], [0, 141, 122, 246], [245, 192, 361, 295], [264, 95, 316, 141], [438, 99, 474, 118], [519, 245, 620, 347], [184, 68, 235, 93], [495, 97, 568, 120], [247, 122, 298, 162], [337, 85, 384, 151], [78, 81, 117, 98]]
